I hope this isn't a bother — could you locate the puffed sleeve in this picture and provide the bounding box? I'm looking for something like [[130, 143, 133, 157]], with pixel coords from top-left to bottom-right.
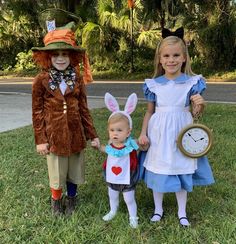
[[189, 75, 206, 96], [186, 75, 207, 106], [143, 79, 156, 102]]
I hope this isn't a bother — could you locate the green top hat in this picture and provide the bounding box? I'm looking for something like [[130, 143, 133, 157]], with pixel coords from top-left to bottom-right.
[[38, 8, 81, 31], [32, 9, 84, 52]]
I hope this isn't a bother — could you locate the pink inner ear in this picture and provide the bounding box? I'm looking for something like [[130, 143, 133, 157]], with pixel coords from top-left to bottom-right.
[[108, 99, 117, 112], [126, 104, 134, 114]]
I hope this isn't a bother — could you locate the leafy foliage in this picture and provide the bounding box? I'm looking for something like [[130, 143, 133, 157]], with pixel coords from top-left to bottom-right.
[[14, 50, 36, 71], [182, 0, 236, 70], [0, 0, 235, 74]]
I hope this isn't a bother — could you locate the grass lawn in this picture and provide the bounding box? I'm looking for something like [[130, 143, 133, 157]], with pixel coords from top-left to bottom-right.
[[0, 103, 235, 243]]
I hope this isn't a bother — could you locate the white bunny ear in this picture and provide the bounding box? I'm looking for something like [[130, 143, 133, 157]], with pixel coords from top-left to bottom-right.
[[104, 92, 120, 112], [124, 93, 138, 115]]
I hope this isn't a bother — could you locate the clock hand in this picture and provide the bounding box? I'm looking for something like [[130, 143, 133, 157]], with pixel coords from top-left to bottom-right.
[[196, 137, 205, 142], [187, 133, 196, 142]]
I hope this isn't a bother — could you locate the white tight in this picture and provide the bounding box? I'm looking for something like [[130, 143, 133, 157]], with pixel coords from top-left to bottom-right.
[[108, 187, 137, 217], [175, 189, 188, 218], [152, 189, 188, 218], [153, 191, 164, 216]]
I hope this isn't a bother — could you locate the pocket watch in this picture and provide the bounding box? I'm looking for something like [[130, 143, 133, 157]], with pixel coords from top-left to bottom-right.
[[177, 123, 213, 158]]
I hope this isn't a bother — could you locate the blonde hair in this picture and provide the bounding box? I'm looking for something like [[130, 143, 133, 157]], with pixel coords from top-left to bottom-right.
[[108, 113, 130, 128], [153, 36, 194, 78]]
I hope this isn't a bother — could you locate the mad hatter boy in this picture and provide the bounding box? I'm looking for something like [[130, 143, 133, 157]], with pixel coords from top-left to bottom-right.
[[31, 21, 100, 216]]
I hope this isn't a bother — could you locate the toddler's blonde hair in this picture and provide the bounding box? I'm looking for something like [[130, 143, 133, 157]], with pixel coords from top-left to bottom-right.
[[108, 113, 130, 128]]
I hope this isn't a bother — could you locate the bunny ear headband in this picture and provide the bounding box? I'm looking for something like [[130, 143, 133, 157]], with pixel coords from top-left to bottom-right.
[[104, 92, 138, 129]]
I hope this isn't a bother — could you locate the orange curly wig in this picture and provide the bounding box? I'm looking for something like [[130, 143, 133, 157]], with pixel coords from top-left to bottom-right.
[[32, 50, 83, 73]]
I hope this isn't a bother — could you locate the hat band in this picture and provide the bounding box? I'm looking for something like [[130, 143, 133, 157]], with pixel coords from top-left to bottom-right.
[[44, 29, 76, 47]]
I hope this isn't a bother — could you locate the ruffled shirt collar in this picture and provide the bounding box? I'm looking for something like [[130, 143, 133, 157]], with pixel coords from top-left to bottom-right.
[[154, 73, 191, 85], [105, 136, 138, 157]]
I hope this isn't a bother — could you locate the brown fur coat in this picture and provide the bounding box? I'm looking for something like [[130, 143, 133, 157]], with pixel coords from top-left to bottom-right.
[[32, 71, 98, 156]]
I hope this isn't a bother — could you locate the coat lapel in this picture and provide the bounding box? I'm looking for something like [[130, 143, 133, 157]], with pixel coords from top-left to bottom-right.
[[64, 81, 79, 96], [42, 77, 65, 101]]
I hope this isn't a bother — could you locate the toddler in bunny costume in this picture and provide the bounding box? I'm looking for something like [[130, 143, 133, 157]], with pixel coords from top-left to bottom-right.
[[92, 92, 141, 228]]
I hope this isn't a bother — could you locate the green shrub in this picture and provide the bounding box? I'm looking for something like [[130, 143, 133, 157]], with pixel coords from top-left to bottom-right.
[[14, 50, 36, 71]]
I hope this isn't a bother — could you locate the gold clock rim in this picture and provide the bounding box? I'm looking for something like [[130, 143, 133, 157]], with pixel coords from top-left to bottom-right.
[[177, 123, 213, 158]]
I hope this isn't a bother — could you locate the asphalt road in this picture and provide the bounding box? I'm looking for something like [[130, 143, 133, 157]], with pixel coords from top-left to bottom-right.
[[0, 77, 235, 132], [0, 78, 236, 103]]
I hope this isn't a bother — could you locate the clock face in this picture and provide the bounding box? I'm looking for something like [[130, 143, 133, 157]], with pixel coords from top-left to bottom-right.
[[177, 124, 213, 158]]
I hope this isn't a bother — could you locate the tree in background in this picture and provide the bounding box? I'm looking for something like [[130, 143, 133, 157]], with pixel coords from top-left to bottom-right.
[[78, 0, 164, 73], [0, 0, 83, 69], [77, 0, 140, 72], [182, 0, 236, 71], [0, 0, 235, 74], [0, 0, 54, 69]]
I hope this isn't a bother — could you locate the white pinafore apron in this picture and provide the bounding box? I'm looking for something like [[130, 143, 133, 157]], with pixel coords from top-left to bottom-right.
[[144, 79, 198, 175]]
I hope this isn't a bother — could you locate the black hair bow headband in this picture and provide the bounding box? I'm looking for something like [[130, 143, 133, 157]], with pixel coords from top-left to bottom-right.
[[162, 27, 184, 39]]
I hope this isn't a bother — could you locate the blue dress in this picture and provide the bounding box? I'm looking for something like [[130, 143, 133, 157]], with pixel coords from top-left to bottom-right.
[[139, 73, 215, 192]]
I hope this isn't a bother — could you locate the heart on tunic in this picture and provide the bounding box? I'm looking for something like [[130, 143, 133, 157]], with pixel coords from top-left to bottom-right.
[[112, 166, 122, 175]]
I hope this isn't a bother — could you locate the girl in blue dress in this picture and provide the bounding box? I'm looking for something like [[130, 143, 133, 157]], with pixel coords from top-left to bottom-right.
[[138, 28, 215, 227]]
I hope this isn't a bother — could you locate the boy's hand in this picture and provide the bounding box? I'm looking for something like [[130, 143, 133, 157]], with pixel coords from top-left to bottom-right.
[[91, 137, 100, 149], [36, 143, 49, 155]]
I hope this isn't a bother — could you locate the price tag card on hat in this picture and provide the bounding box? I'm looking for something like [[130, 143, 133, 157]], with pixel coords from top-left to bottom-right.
[[46, 20, 56, 32]]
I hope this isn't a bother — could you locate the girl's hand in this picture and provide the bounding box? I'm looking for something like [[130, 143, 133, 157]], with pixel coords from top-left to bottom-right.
[[138, 135, 149, 146], [36, 143, 49, 156], [91, 137, 100, 149], [190, 94, 205, 106], [190, 94, 205, 118]]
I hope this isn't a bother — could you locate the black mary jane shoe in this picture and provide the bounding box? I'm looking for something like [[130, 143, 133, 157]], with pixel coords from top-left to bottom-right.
[[150, 212, 164, 222], [179, 217, 191, 227]]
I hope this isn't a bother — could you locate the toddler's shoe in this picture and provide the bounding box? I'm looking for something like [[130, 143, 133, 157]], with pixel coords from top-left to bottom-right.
[[102, 211, 117, 221], [129, 216, 138, 228]]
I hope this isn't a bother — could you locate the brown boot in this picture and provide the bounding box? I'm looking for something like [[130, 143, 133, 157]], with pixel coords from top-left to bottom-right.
[[64, 196, 77, 216], [51, 198, 63, 216]]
